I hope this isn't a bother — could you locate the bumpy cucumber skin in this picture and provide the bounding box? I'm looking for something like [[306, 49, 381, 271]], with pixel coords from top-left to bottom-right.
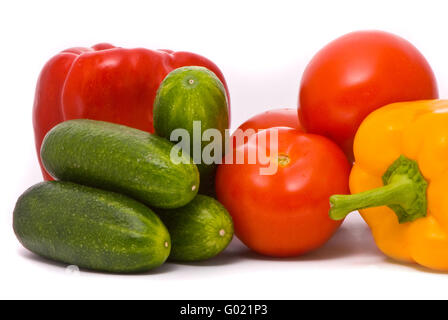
[[153, 66, 229, 196], [41, 119, 199, 209], [154, 195, 234, 262], [13, 181, 171, 273]]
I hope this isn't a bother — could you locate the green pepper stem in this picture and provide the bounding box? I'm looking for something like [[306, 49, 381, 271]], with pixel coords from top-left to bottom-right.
[[329, 175, 414, 220], [329, 155, 428, 224]]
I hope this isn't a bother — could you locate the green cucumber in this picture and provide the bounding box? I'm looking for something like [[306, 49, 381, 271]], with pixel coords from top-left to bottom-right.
[[154, 195, 233, 262], [41, 119, 199, 209], [153, 66, 229, 196], [13, 181, 171, 273]]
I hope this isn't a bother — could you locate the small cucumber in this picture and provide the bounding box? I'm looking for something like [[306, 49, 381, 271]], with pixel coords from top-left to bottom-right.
[[153, 66, 229, 196], [13, 181, 171, 273], [41, 119, 199, 209], [154, 195, 233, 262]]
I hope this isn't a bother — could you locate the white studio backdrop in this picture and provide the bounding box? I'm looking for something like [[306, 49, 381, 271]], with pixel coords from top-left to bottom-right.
[[1, 0, 448, 299]]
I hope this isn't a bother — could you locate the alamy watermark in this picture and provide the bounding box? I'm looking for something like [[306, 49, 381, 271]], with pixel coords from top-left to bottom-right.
[[169, 121, 280, 175]]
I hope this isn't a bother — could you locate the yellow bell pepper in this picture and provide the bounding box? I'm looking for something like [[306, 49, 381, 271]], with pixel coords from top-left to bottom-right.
[[329, 99, 448, 271]]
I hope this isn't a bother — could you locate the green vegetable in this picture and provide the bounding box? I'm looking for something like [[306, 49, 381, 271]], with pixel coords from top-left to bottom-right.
[[13, 181, 171, 273], [154, 195, 233, 261], [41, 119, 199, 209], [153, 66, 229, 196]]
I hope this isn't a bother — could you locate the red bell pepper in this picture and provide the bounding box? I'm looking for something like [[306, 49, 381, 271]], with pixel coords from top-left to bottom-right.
[[33, 43, 230, 180]]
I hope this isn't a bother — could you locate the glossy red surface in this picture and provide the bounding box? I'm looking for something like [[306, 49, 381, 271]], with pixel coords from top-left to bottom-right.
[[33, 44, 230, 180]]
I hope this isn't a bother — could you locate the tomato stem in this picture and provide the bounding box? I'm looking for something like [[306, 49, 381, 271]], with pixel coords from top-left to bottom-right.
[[277, 154, 290, 167]]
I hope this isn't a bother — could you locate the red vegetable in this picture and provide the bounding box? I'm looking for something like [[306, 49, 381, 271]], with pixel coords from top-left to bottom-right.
[[216, 127, 350, 257], [232, 108, 303, 148], [237, 108, 303, 133], [33, 43, 230, 180], [298, 30, 438, 161]]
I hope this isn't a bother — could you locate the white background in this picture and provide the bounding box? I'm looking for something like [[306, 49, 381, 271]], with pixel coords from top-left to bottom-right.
[[1, 0, 448, 300]]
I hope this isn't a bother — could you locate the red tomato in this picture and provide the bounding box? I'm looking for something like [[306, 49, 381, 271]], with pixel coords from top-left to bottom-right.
[[216, 128, 350, 257], [232, 108, 303, 149], [238, 108, 303, 132], [298, 30, 438, 161]]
